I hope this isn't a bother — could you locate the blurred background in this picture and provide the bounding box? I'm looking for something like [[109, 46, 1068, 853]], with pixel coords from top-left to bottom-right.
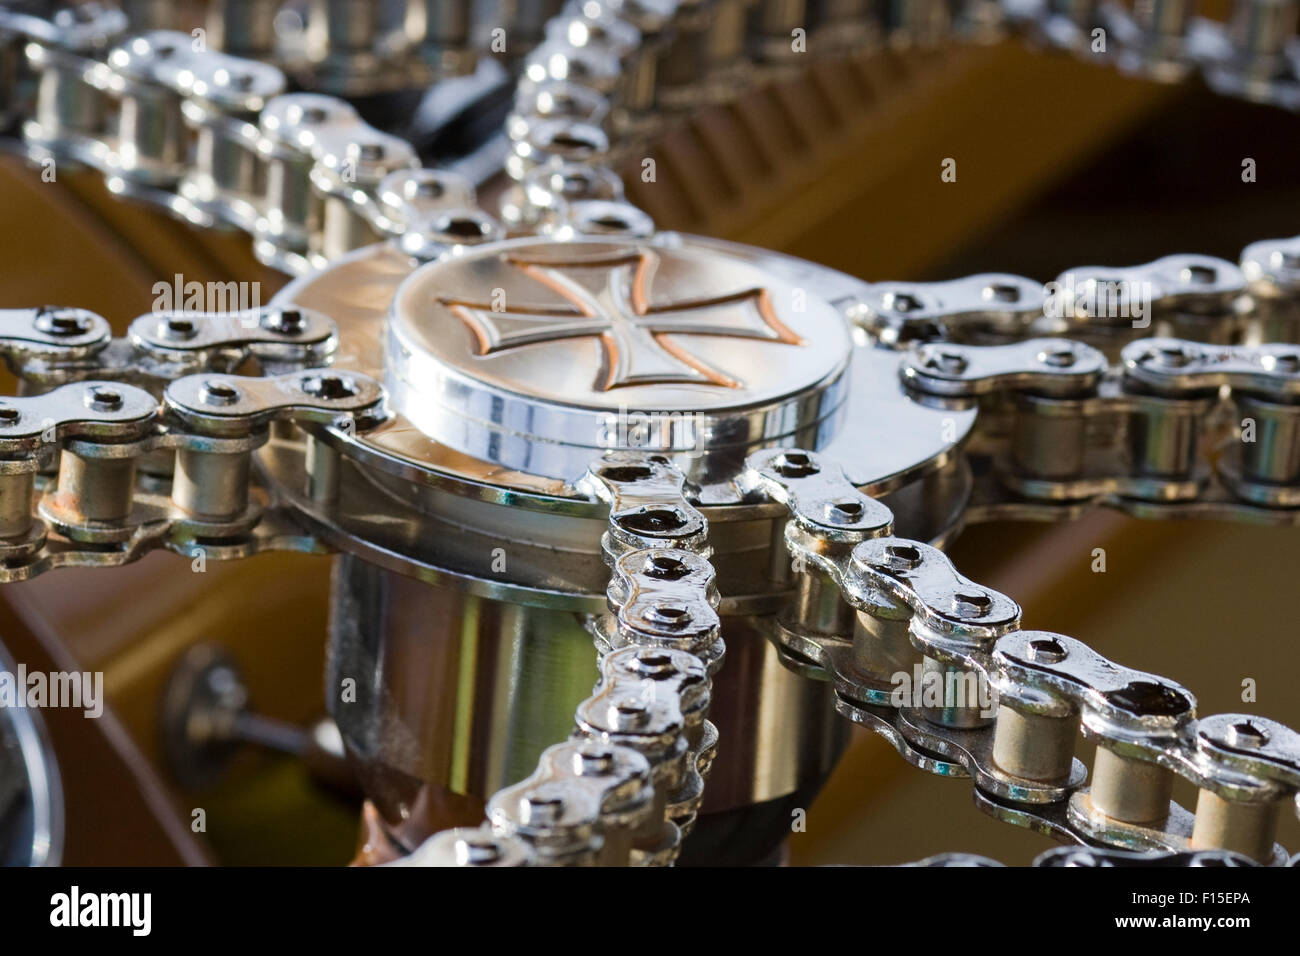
[[2, 23, 1299, 865]]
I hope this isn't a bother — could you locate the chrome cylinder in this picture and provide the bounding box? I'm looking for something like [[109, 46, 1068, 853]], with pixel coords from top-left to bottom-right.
[[1190, 789, 1280, 862], [327, 553, 848, 854], [991, 704, 1079, 783], [207, 0, 280, 59], [1128, 399, 1202, 479], [0, 463, 36, 539], [172, 448, 252, 519], [919, 655, 992, 729], [1089, 745, 1173, 823], [56, 450, 136, 523], [1236, 393, 1300, 486]]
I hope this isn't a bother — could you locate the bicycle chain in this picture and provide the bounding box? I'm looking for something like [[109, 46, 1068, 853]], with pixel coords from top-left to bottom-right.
[[0, 305, 386, 580], [5, 1, 1300, 276], [745, 446, 1300, 865], [398, 453, 722, 867]]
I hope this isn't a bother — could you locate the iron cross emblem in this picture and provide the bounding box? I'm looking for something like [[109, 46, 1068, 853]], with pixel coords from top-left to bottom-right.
[[437, 249, 804, 390]]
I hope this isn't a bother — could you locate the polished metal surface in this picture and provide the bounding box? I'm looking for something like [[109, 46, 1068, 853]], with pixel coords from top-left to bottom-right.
[[0, 641, 63, 866], [327, 553, 846, 851], [3, 0, 1300, 871], [386, 235, 853, 479], [275, 237, 975, 504]]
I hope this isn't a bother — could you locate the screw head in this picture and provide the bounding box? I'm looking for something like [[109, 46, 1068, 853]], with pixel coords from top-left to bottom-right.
[[883, 544, 922, 570], [200, 380, 240, 406], [1225, 720, 1268, 749], [645, 603, 692, 628], [436, 214, 492, 243], [454, 837, 503, 865], [628, 649, 677, 678], [926, 350, 968, 375], [599, 464, 653, 484], [519, 794, 564, 825], [951, 591, 993, 617], [882, 291, 923, 313], [574, 744, 617, 775], [1264, 351, 1300, 375], [301, 374, 357, 401], [163, 317, 198, 341], [643, 553, 689, 580], [348, 141, 386, 162], [263, 309, 305, 335], [610, 699, 651, 729], [825, 499, 865, 524], [85, 386, 123, 412], [35, 309, 92, 337], [619, 507, 687, 535], [775, 451, 818, 479], [1026, 636, 1068, 664], [1147, 345, 1195, 369], [1039, 347, 1077, 368]]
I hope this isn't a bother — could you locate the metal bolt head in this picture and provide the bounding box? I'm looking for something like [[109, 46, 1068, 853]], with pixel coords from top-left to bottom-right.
[[1264, 351, 1300, 375], [775, 451, 819, 478], [609, 699, 651, 729], [85, 386, 123, 412], [1026, 637, 1068, 664], [262, 309, 305, 335], [162, 316, 198, 341], [454, 836, 503, 866], [348, 141, 386, 162], [200, 380, 240, 406], [1058, 851, 1109, 867], [1225, 720, 1268, 749], [627, 649, 677, 679], [1146, 344, 1195, 369], [573, 743, 617, 775], [599, 464, 653, 483], [643, 553, 688, 580], [951, 591, 993, 617], [825, 499, 865, 524], [882, 291, 923, 313], [35, 309, 92, 337], [300, 374, 357, 401], [1039, 347, 1077, 368], [287, 103, 328, 125], [619, 506, 687, 535], [926, 350, 968, 375], [883, 544, 922, 570], [519, 794, 564, 825], [645, 603, 691, 628]]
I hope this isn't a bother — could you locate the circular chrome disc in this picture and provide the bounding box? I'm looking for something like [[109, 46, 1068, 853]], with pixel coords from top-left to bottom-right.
[[386, 237, 854, 479], [275, 232, 974, 510]]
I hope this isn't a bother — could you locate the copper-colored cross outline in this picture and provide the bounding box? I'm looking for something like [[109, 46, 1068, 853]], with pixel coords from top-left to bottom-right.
[[437, 249, 803, 390]]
